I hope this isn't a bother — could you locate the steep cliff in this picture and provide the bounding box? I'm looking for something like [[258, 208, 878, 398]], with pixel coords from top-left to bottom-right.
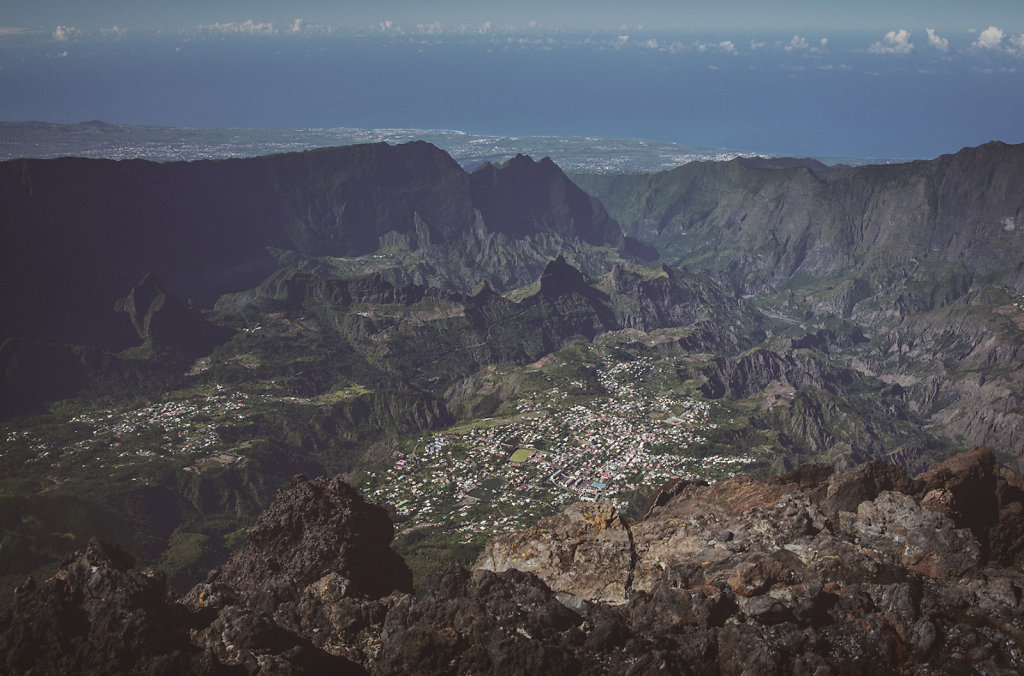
[[574, 142, 1024, 293], [0, 143, 621, 350]]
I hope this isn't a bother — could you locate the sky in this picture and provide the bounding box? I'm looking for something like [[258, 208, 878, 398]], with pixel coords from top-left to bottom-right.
[[2, 1, 1024, 159]]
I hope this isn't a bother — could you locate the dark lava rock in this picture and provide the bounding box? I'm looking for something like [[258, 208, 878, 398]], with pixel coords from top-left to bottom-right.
[[914, 446, 1024, 566], [7, 450, 1024, 674], [479, 449, 1024, 674], [822, 459, 914, 517], [375, 564, 587, 675], [0, 539, 227, 676], [209, 475, 412, 601]]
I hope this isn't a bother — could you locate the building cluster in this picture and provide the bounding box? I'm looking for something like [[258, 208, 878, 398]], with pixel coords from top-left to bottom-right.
[[2, 388, 254, 476], [365, 355, 756, 544]]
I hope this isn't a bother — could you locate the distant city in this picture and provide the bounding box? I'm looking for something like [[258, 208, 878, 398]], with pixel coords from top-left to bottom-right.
[[0, 120, 897, 173]]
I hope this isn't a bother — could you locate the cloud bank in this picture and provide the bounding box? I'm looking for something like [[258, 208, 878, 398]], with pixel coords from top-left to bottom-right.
[[974, 26, 1005, 50], [52, 25, 82, 41], [869, 29, 913, 54], [925, 28, 948, 52]]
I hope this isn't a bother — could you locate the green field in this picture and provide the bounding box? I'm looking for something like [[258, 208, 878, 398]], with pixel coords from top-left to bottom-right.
[[509, 448, 533, 463]]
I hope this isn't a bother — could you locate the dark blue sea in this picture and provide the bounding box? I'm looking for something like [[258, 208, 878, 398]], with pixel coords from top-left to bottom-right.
[[1, 31, 1021, 159]]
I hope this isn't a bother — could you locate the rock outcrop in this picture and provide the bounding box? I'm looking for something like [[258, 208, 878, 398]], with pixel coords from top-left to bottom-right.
[[115, 274, 232, 356], [0, 539, 226, 675], [4, 449, 1024, 674], [475, 447, 1024, 673], [209, 475, 413, 601]]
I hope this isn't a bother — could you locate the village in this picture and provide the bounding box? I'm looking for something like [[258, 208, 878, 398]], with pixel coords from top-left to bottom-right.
[[3, 351, 759, 548], [1, 387, 256, 479], [364, 355, 758, 543]]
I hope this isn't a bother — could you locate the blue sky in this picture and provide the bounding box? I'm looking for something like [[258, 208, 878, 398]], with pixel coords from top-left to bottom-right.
[[2, 2, 1023, 159]]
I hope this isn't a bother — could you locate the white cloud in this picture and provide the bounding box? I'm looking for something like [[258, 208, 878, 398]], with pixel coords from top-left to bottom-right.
[[690, 39, 737, 54], [100, 25, 127, 38], [0, 26, 34, 37], [785, 35, 809, 51], [416, 22, 443, 34], [1011, 33, 1024, 55], [974, 25, 1005, 49], [283, 18, 334, 35], [379, 20, 403, 35], [925, 28, 948, 52], [479, 21, 492, 34], [784, 35, 827, 53], [52, 25, 82, 41], [198, 20, 277, 36], [869, 29, 913, 54]]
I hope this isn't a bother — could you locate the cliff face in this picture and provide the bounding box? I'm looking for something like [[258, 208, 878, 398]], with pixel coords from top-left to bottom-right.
[[577, 142, 1024, 468], [0, 143, 621, 350], [470, 155, 623, 247], [574, 141, 1024, 293], [4, 449, 1023, 674]]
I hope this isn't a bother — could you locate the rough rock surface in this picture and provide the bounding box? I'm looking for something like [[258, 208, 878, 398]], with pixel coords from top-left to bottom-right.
[[476, 447, 1024, 674], [4, 449, 1024, 674], [209, 474, 413, 601], [0, 539, 227, 675]]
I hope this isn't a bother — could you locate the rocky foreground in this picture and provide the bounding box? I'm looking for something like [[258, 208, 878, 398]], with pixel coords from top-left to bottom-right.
[[3, 448, 1024, 674]]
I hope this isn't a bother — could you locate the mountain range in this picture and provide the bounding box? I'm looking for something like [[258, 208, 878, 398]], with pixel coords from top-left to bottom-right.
[[1, 139, 1023, 668]]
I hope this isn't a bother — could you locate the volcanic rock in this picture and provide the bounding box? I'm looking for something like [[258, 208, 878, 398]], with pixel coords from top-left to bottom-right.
[[0, 539, 224, 675], [209, 474, 412, 601], [5, 450, 1024, 674], [475, 448, 1024, 673]]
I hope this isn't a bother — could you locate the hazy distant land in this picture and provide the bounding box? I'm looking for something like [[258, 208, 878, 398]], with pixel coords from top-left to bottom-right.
[[0, 120, 899, 172]]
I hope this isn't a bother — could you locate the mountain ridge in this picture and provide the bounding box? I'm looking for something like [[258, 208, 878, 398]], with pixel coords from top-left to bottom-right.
[[2, 137, 1023, 639], [0, 141, 621, 350], [572, 140, 1024, 293]]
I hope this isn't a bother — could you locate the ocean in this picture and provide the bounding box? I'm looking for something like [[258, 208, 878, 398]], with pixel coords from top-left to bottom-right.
[[1, 31, 1021, 160]]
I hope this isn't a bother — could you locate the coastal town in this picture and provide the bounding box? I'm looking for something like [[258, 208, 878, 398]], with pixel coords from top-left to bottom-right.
[[363, 354, 759, 544]]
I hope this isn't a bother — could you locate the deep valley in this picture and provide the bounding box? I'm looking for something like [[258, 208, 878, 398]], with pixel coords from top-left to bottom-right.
[[1, 138, 1023, 672]]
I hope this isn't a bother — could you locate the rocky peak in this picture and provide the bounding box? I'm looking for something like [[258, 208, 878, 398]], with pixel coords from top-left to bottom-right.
[[0, 539, 219, 675], [538, 255, 589, 298], [474, 447, 1024, 672], [114, 273, 230, 356], [469, 152, 623, 246], [209, 474, 412, 601], [6, 450, 1024, 674]]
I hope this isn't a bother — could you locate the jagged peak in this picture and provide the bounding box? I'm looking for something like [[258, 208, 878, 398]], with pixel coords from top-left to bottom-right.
[[538, 254, 589, 296], [476, 152, 560, 176]]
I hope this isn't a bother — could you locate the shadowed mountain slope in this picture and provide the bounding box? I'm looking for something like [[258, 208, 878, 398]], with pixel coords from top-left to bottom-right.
[[0, 142, 621, 350]]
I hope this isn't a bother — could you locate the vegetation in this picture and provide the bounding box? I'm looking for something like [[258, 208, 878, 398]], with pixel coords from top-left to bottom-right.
[[3, 140, 1022, 604]]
